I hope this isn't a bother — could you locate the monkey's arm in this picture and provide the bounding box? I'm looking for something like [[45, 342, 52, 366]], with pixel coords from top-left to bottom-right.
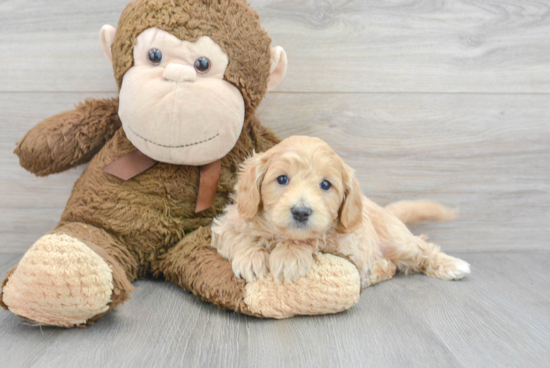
[[15, 98, 121, 176]]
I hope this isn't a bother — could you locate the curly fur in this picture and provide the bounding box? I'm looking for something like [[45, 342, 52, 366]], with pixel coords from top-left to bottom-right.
[[212, 136, 471, 286]]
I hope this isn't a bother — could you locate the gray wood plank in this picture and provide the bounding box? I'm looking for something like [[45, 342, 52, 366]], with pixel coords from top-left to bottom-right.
[[0, 93, 102, 253], [0, 254, 247, 368], [246, 281, 464, 368], [0, 254, 463, 368], [3, 253, 550, 367], [1, 0, 550, 93], [27, 282, 248, 368], [0, 0, 547, 367], [0, 254, 21, 269], [394, 252, 550, 368], [0, 254, 68, 368], [1, 92, 548, 253], [258, 92, 550, 252]]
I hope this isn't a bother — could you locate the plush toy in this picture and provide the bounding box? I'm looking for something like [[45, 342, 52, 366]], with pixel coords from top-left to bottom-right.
[[0, 0, 362, 327]]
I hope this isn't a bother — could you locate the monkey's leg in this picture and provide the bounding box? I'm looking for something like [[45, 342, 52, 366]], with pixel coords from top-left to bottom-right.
[[1, 223, 136, 328], [153, 227, 361, 319]]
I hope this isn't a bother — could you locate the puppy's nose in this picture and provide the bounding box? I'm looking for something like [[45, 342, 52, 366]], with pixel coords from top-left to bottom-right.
[[291, 206, 312, 223]]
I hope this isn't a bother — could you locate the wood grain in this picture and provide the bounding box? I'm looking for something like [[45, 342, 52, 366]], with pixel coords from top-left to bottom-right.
[[0, 1, 548, 366], [245, 281, 463, 368], [1, 92, 548, 253], [395, 252, 550, 368], [1, 0, 550, 93], [2, 253, 550, 367], [258, 92, 550, 252], [0, 93, 102, 253]]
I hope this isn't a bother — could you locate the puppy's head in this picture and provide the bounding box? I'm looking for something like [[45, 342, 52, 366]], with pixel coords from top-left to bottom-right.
[[237, 136, 363, 239]]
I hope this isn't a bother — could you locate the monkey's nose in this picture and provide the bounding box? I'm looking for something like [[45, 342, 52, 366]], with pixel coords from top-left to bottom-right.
[[291, 206, 312, 223], [162, 63, 197, 83]]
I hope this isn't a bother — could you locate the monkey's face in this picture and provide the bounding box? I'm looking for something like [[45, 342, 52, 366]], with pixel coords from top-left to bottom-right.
[[100, 0, 287, 166], [117, 28, 245, 165]]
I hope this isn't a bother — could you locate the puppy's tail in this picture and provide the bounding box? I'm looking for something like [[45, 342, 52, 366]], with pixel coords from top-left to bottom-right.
[[385, 200, 457, 226]]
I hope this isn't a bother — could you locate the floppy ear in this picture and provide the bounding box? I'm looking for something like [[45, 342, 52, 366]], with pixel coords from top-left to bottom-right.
[[237, 152, 269, 220], [337, 164, 364, 233]]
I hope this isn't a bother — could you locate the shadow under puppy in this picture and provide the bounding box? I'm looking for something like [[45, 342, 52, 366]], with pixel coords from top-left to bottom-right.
[[212, 136, 470, 287]]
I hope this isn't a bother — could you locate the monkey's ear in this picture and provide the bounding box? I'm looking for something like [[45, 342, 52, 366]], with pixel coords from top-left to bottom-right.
[[99, 25, 117, 63], [267, 46, 287, 92]]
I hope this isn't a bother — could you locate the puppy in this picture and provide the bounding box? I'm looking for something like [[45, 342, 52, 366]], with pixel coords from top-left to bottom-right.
[[211, 136, 470, 287]]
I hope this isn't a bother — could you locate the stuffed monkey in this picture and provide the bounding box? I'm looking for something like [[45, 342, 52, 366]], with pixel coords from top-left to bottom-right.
[[0, 0, 361, 327]]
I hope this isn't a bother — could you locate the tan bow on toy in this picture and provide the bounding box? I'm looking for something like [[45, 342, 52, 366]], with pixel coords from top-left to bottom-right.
[[102, 150, 221, 213]]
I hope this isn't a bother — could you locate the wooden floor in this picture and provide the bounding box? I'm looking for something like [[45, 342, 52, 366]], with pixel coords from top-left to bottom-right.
[[1, 252, 550, 367], [0, 0, 549, 367]]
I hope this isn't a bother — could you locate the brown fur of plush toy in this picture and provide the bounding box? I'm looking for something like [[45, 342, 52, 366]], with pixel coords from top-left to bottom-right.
[[112, 0, 272, 113], [2, 0, 461, 327], [1, 0, 283, 327], [14, 98, 121, 176]]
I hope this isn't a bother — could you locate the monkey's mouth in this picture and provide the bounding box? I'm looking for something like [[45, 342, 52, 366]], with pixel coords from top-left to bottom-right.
[[128, 126, 219, 149]]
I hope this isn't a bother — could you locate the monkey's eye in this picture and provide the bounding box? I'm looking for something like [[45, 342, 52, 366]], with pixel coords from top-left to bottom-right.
[[277, 175, 289, 185], [147, 48, 163, 66], [320, 180, 332, 191], [194, 57, 211, 73]]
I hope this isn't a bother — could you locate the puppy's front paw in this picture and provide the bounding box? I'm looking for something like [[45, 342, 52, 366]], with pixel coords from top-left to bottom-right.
[[269, 244, 315, 283], [232, 247, 269, 282]]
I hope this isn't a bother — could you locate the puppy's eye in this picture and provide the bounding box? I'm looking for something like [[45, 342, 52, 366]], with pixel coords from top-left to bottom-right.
[[194, 56, 211, 73], [277, 175, 289, 185], [148, 48, 163, 66], [320, 180, 332, 191]]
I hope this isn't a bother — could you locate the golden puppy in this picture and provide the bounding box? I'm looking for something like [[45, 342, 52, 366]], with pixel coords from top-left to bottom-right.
[[211, 136, 470, 286]]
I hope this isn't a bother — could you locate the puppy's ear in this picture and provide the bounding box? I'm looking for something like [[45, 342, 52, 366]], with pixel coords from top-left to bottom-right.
[[337, 164, 363, 233], [237, 152, 269, 220]]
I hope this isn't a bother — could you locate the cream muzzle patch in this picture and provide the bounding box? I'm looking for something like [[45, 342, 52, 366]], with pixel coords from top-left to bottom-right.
[[119, 28, 245, 166]]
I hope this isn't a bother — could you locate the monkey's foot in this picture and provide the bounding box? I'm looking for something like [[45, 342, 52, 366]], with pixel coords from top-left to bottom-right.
[[244, 253, 361, 318], [2, 233, 114, 327]]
